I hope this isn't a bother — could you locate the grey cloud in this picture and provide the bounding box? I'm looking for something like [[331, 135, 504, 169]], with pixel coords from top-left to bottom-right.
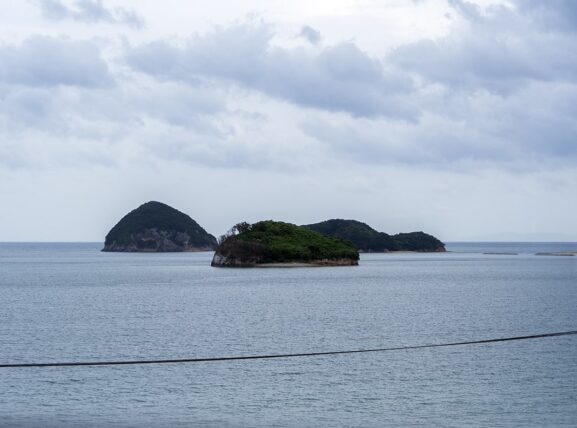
[[0, 36, 113, 88], [0, 86, 61, 133], [130, 83, 229, 134], [0, 69, 236, 170], [515, 0, 577, 32], [0, 78, 228, 139], [33, 0, 144, 29], [391, 37, 541, 91], [302, 79, 577, 169], [128, 23, 272, 85], [390, 1, 577, 92], [140, 131, 273, 170], [4, 9, 576, 175], [450, 0, 577, 33], [301, 116, 509, 168], [126, 22, 416, 119], [299, 25, 321, 44], [0, 85, 132, 147], [485, 82, 577, 159], [447, 0, 482, 22], [35, 0, 68, 19]]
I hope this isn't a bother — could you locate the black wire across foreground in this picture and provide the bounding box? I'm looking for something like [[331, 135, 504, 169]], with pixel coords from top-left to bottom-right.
[[1, 330, 576, 369]]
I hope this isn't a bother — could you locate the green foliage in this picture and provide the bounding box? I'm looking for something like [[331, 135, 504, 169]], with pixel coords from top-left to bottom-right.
[[303, 219, 445, 252], [217, 220, 359, 264], [392, 231, 445, 252], [304, 219, 397, 251], [104, 201, 217, 248]]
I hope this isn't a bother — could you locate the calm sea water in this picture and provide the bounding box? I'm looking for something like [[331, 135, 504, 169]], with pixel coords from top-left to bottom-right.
[[0, 242, 576, 427]]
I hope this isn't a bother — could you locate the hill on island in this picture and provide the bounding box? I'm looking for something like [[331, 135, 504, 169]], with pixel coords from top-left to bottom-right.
[[102, 201, 217, 252], [303, 219, 445, 252], [211, 220, 359, 267]]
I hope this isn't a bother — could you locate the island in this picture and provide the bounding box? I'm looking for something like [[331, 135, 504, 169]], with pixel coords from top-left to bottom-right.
[[102, 201, 217, 252], [211, 220, 359, 267], [303, 219, 445, 252]]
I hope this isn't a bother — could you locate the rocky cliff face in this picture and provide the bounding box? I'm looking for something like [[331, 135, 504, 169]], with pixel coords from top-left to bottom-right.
[[102, 201, 217, 252], [104, 228, 215, 252], [211, 252, 358, 267]]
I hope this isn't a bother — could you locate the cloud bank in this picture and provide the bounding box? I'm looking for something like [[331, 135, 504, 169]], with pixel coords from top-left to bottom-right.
[[1, 0, 577, 241], [126, 21, 415, 119], [2, 0, 576, 173]]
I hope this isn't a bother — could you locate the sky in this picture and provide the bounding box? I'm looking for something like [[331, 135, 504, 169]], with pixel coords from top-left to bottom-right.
[[0, 0, 576, 242]]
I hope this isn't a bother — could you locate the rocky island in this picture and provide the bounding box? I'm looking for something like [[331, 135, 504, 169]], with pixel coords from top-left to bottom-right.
[[211, 220, 359, 267], [102, 201, 217, 252], [303, 219, 445, 252]]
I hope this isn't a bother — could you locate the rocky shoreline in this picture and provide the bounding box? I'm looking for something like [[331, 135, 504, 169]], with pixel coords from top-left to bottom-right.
[[211, 254, 358, 267], [103, 228, 214, 252]]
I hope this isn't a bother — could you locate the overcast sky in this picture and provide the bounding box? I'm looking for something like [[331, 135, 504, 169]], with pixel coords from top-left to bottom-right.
[[1, 0, 576, 242]]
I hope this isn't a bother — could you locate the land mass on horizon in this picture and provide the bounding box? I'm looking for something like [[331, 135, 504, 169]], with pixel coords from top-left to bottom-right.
[[102, 201, 217, 252], [303, 219, 445, 252], [211, 220, 359, 267]]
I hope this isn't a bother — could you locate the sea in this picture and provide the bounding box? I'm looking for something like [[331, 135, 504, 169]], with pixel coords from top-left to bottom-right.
[[0, 242, 576, 427]]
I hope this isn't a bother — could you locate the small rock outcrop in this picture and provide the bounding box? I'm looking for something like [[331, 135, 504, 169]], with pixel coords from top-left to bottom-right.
[[211, 221, 359, 267], [303, 219, 445, 252], [102, 201, 217, 252]]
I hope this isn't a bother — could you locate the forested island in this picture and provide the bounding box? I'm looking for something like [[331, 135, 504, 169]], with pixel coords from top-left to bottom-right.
[[303, 219, 445, 252], [102, 201, 217, 252], [211, 221, 359, 267], [101, 202, 444, 260]]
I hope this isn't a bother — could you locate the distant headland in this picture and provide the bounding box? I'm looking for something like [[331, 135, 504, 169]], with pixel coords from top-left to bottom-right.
[[211, 221, 359, 267], [303, 219, 445, 252], [102, 201, 217, 252]]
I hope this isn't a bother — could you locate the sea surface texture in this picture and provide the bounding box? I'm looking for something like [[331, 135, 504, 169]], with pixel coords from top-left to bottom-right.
[[0, 242, 576, 427]]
